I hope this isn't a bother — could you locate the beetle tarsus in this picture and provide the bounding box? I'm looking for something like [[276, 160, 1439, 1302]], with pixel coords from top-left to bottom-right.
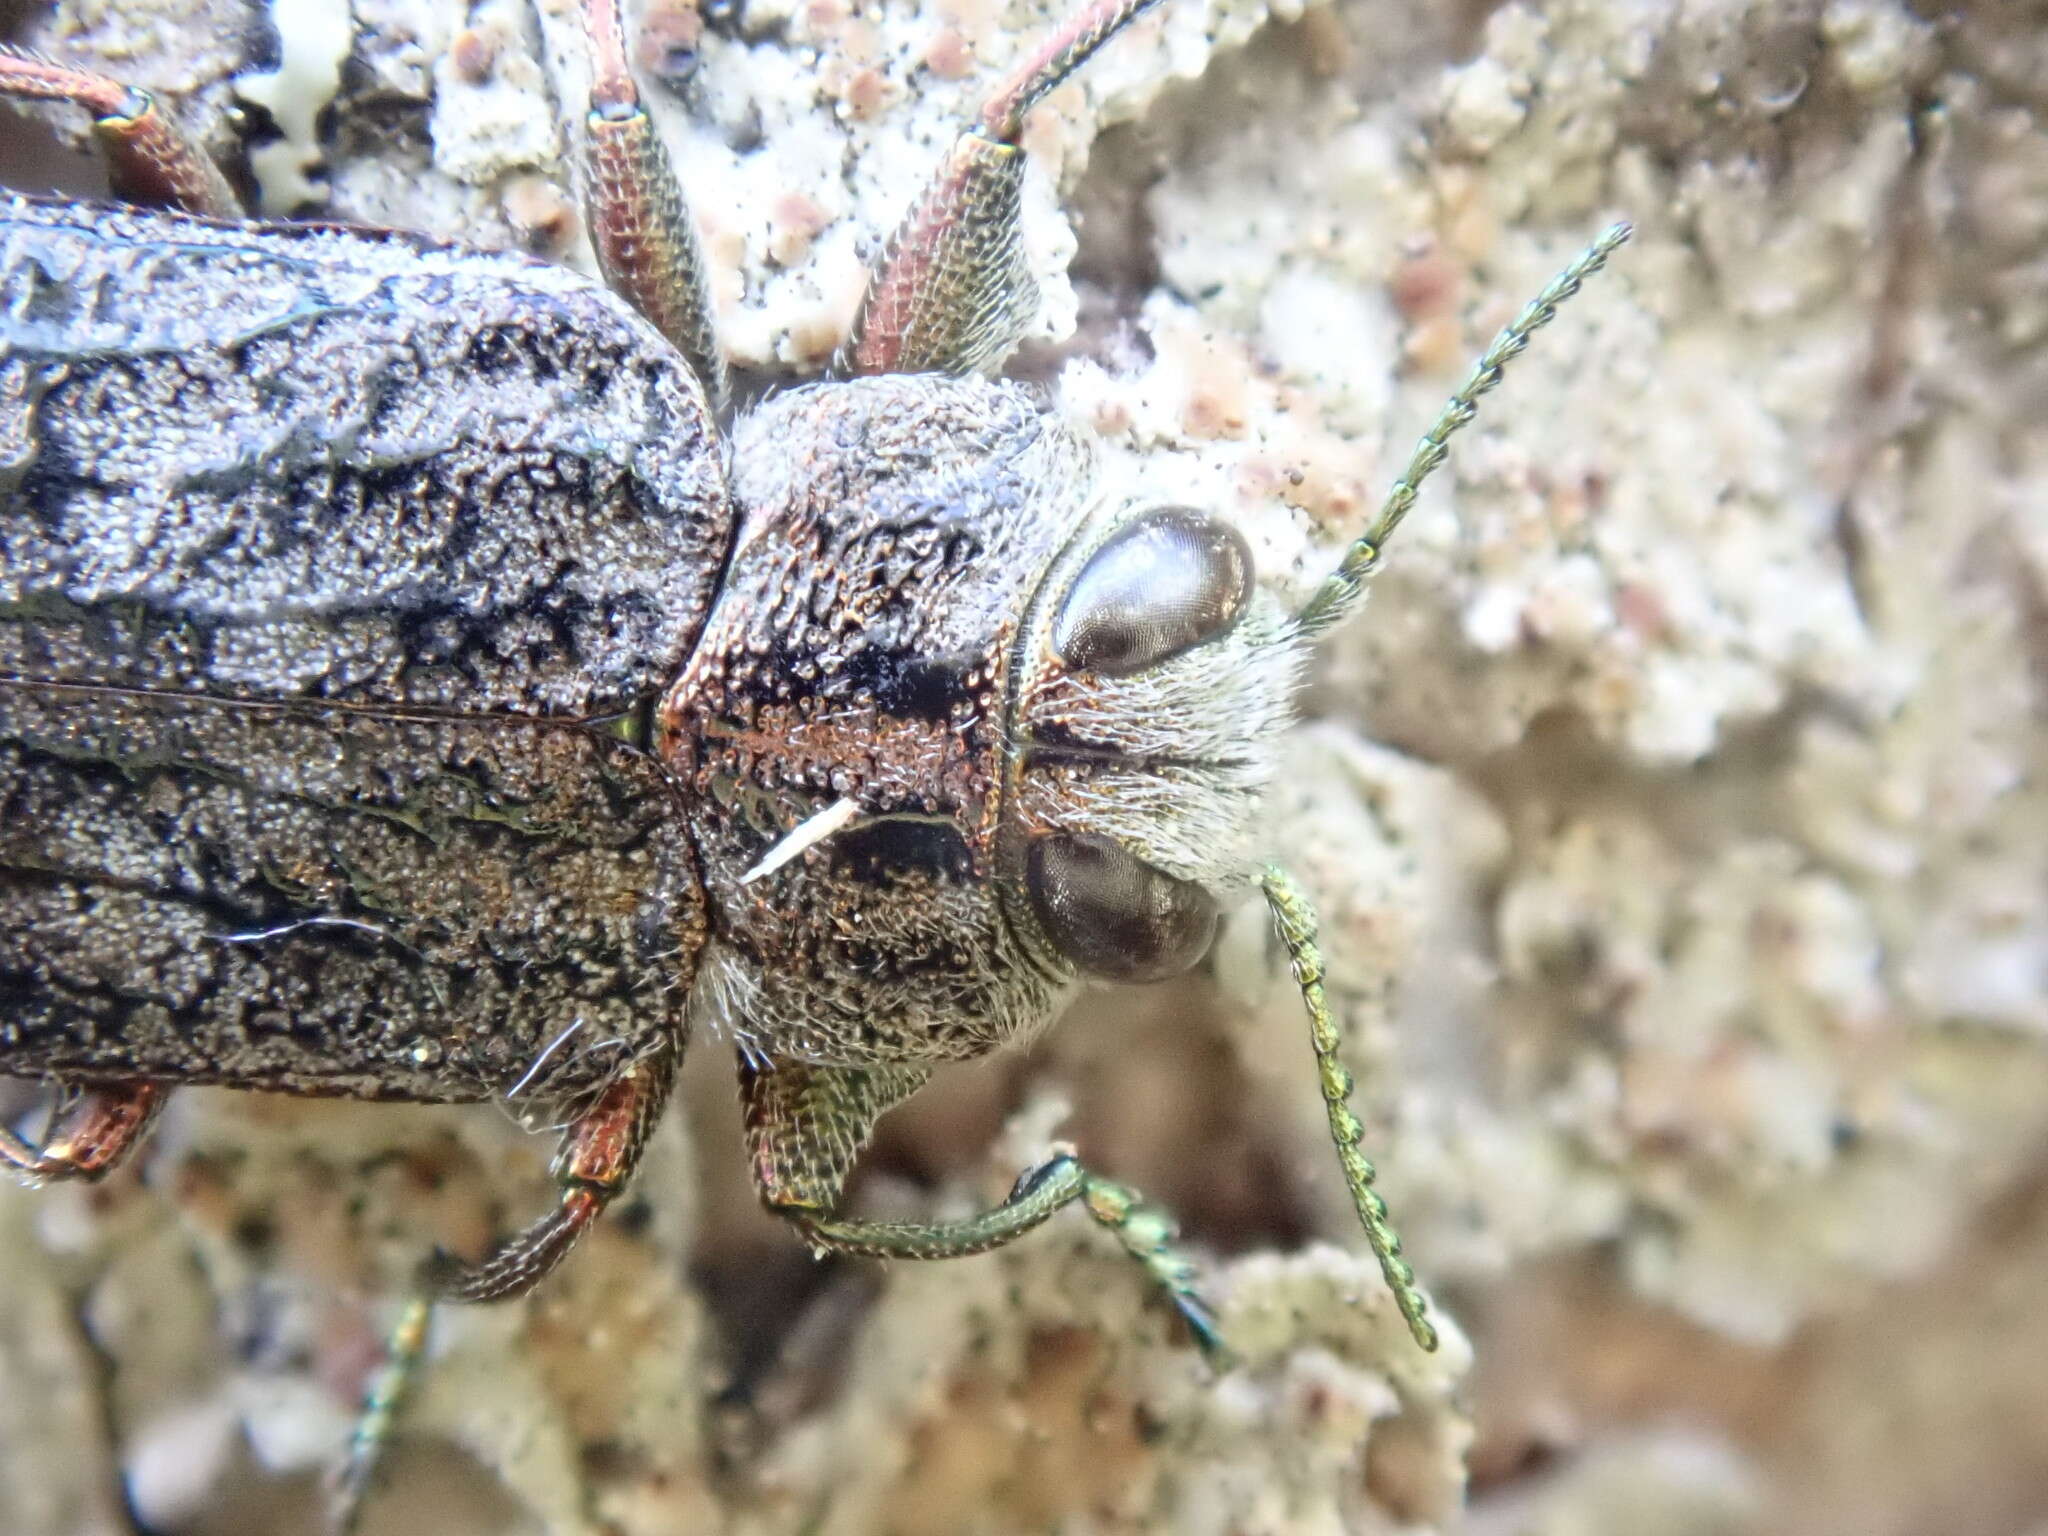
[[745, 1064, 1232, 1348]]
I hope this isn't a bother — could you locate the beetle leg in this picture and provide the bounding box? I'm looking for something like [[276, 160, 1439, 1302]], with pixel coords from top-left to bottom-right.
[[0, 1079, 164, 1185], [335, 1048, 677, 1524], [573, 0, 729, 413], [1260, 865, 1439, 1351], [739, 1056, 931, 1211], [742, 1056, 1227, 1359], [843, 0, 1161, 378], [0, 44, 239, 216], [425, 1043, 678, 1303]]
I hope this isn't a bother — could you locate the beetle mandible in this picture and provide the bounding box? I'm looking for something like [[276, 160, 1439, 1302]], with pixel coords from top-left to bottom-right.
[[0, 0, 1625, 1492]]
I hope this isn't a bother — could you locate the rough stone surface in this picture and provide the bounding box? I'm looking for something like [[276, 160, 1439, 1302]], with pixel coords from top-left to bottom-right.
[[4, 0, 2047, 1533]]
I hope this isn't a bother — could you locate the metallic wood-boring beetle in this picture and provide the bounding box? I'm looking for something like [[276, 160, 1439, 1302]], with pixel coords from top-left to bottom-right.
[[0, 0, 1625, 1510]]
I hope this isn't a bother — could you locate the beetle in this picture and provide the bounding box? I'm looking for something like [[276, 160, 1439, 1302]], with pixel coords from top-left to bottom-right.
[[0, 0, 1624, 1516]]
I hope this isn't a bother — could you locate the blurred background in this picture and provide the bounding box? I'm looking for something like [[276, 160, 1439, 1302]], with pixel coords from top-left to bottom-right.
[[3, 0, 2045, 1532]]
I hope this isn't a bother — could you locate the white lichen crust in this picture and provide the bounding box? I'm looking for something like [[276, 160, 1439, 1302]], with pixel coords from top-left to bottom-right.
[[4, 0, 2047, 1533]]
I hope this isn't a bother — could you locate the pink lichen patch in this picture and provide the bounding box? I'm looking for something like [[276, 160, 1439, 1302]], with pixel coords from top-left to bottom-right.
[[448, 27, 498, 86], [1159, 328, 1254, 440], [1538, 470, 1597, 541], [1021, 82, 1088, 165], [1615, 580, 1671, 643], [799, 0, 851, 42], [1243, 448, 1368, 528], [313, 1304, 389, 1410], [1090, 396, 1133, 437], [707, 225, 748, 308], [935, 0, 999, 40], [501, 174, 579, 257], [1436, 168, 1501, 264], [923, 26, 977, 81], [1185, 387, 1249, 440], [1403, 311, 1466, 375], [839, 64, 898, 121], [841, 17, 884, 65], [767, 192, 832, 267], [1225, 383, 1372, 526], [634, 0, 705, 77], [785, 314, 844, 367], [1392, 246, 1461, 322]]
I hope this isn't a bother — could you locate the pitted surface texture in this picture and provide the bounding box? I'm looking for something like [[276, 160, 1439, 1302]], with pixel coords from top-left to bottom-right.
[[1, 194, 731, 715]]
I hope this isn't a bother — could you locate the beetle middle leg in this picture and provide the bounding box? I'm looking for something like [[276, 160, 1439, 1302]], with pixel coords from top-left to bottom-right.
[[427, 1042, 681, 1302], [334, 1045, 682, 1528], [0, 43, 239, 215], [741, 1057, 1227, 1357], [0, 1078, 164, 1184]]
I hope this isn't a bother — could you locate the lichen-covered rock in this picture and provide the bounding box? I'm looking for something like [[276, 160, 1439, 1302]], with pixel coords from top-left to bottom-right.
[[4, 0, 2046, 1533]]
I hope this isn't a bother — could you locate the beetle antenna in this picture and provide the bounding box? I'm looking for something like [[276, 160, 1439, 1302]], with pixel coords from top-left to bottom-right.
[[1261, 865, 1438, 1351], [1294, 222, 1632, 638], [331, 1294, 434, 1535]]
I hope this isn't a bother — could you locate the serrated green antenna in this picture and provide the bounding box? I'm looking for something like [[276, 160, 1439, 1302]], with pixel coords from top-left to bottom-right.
[[1296, 222, 1633, 637]]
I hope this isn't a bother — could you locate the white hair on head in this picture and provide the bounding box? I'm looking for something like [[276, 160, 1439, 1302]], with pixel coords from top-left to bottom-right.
[[1011, 589, 1305, 888]]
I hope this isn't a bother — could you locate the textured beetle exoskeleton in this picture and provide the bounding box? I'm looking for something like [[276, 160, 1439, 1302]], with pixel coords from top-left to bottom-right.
[[0, 6, 1629, 1519]]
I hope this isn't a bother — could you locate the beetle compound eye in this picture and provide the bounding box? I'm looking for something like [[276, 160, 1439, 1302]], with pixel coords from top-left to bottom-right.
[[1027, 832, 1219, 982], [1052, 508, 1254, 676]]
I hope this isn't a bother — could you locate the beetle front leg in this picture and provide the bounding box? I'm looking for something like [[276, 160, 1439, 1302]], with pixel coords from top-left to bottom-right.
[[844, 0, 1162, 377], [427, 1043, 678, 1303], [0, 44, 239, 216], [806, 1156, 1228, 1360], [0, 1079, 164, 1184], [573, 0, 729, 412], [742, 1056, 1226, 1358]]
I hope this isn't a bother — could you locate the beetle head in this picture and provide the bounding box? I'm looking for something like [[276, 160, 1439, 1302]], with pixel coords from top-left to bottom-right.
[[671, 375, 1301, 1064]]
